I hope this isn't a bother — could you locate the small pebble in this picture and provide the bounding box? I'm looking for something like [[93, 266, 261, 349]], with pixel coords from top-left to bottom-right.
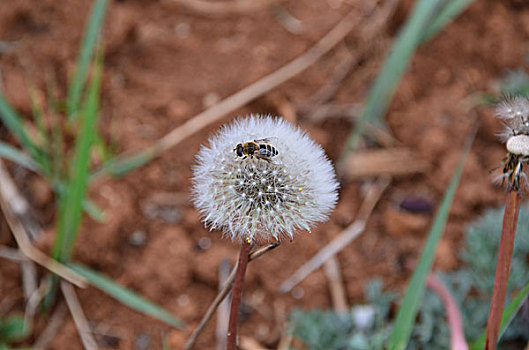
[[291, 286, 304, 299], [177, 294, 190, 307], [351, 305, 376, 330], [128, 230, 147, 247], [197, 237, 211, 250], [174, 22, 190, 39]]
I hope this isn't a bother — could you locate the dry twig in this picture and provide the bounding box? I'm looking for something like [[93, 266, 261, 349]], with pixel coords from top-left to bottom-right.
[[299, 0, 398, 113], [168, 0, 282, 16], [185, 243, 279, 350], [0, 160, 87, 287], [0, 245, 26, 261], [24, 282, 48, 334], [323, 256, 348, 313], [61, 281, 98, 350], [341, 148, 429, 180], [94, 3, 383, 183], [216, 259, 231, 350], [278, 177, 390, 294], [34, 302, 68, 350]]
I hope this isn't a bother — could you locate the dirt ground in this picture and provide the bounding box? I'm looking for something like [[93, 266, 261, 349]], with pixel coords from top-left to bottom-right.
[[0, 0, 527, 349]]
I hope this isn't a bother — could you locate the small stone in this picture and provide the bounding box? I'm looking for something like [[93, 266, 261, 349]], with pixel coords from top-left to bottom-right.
[[351, 305, 376, 330], [197, 237, 211, 250], [128, 230, 147, 247], [158, 206, 181, 223], [174, 22, 190, 39], [291, 286, 304, 299]]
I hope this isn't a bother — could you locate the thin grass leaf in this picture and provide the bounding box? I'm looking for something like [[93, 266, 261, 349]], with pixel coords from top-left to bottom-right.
[[68, 263, 184, 329], [0, 94, 42, 161], [66, 0, 108, 118], [470, 279, 529, 350], [82, 199, 105, 222], [52, 180, 105, 222], [52, 49, 102, 263], [28, 84, 49, 149], [340, 0, 476, 157], [387, 135, 474, 350], [0, 142, 41, 172], [421, 0, 477, 42], [90, 149, 156, 180], [341, 0, 440, 155]]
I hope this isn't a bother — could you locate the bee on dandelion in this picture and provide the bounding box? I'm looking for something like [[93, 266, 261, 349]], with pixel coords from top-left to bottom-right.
[[191, 115, 339, 244]]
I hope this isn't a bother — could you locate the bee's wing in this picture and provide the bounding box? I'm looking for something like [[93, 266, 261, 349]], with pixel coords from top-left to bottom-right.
[[254, 137, 279, 143]]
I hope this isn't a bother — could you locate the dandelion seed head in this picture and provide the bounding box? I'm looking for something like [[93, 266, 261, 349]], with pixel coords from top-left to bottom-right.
[[191, 115, 339, 243], [496, 96, 529, 120]]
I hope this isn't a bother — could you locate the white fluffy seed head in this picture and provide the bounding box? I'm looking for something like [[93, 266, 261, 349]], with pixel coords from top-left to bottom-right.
[[191, 115, 339, 243], [495, 96, 529, 120], [495, 97, 529, 144]]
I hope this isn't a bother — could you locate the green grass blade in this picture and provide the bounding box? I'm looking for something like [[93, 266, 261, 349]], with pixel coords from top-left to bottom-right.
[[68, 263, 184, 329], [342, 0, 441, 154], [82, 199, 105, 222], [28, 84, 50, 148], [66, 0, 108, 118], [340, 0, 477, 157], [387, 135, 474, 350], [469, 279, 529, 350], [421, 0, 477, 42], [52, 180, 105, 222], [0, 142, 41, 172], [0, 94, 42, 160], [90, 149, 157, 180], [52, 49, 102, 262]]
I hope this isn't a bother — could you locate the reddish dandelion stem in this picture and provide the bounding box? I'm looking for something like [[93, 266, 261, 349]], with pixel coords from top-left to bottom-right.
[[227, 240, 252, 350], [485, 190, 521, 349]]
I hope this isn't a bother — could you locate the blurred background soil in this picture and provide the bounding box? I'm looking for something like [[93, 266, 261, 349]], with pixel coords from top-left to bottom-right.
[[0, 0, 527, 348]]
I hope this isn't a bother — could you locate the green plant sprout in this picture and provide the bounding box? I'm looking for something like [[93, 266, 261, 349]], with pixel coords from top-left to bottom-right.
[[0, 315, 31, 350], [340, 0, 477, 160], [0, 0, 182, 330]]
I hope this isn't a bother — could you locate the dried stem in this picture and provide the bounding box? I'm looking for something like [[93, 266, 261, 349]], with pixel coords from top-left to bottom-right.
[[485, 190, 522, 349], [91, 3, 384, 184], [184, 243, 278, 350], [227, 240, 252, 350]]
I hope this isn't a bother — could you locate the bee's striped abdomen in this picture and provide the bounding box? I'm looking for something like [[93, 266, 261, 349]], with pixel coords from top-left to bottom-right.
[[259, 144, 278, 157]]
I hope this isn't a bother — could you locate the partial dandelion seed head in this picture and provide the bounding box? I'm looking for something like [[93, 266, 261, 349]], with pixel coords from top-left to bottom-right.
[[495, 97, 529, 141], [191, 115, 339, 243], [494, 96, 529, 192], [495, 96, 529, 121]]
